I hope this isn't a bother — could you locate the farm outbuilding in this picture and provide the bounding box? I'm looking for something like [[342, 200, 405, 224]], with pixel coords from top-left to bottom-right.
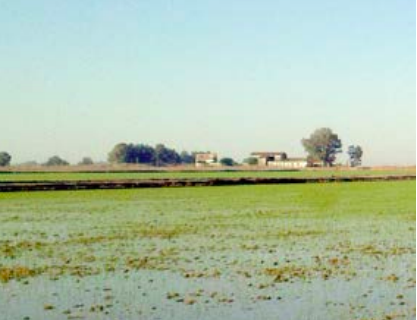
[[195, 152, 219, 167], [251, 152, 308, 168], [251, 152, 287, 166]]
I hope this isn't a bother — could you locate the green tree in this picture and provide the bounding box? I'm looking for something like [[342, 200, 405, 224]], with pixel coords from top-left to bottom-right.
[[154, 144, 181, 166], [243, 157, 258, 165], [44, 156, 69, 166], [108, 143, 188, 165], [0, 152, 11, 166], [108, 143, 156, 164], [78, 157, 94, 165], [347, 145, 363, 167], [302, 128, 342, 167], [124, 144, 140, 163], [108, 143, 128, 163], [220, 157, 235, 166], [180, 151, 195, 164], [132, 144, 156, 164]]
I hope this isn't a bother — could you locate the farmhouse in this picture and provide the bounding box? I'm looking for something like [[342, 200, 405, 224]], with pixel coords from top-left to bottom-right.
[[251, 152, 308, 168], [195, 152, 218, 167], [251, 152, 286, 166]]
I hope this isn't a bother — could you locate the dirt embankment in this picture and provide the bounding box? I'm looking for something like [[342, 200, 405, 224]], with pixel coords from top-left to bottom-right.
[[0, 164, 415, 173], [0, 175, 414, 192]]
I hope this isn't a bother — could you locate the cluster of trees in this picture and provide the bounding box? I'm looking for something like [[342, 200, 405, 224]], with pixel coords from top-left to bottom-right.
[[108, 143, 239, 167], [0, 153, 95, 167], [108, 143, 197, 166], [43, 156, 95, 166], [301, 127, 363, 167], [1, 128, 363, 168]]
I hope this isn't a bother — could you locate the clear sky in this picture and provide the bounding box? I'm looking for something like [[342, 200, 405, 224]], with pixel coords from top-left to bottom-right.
[[0, 0, 415, 165]]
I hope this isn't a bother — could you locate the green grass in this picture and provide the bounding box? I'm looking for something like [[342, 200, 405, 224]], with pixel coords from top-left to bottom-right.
[[0, 168, 414, 181], [0, 181, 415, 320]]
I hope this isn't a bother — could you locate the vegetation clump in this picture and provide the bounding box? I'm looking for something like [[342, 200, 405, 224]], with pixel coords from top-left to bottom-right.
[[44, 155, 69, 166], [0, 266, 38, 283], [0, 152, 11, 166]]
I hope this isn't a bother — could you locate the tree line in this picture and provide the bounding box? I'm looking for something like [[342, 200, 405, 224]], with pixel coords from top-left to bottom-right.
[[0, 127, 363, 167], [107, 143, 196, 166], [107, 143, 237, 167]]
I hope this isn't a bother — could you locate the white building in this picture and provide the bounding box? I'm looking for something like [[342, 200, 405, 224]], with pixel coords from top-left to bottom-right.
[[195, 152, 219, 167], [251, 152, 308, 168], [269, 157, 308, 168]]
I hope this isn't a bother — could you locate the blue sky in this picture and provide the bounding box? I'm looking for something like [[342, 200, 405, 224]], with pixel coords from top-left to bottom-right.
[[0, 0, 415, 165]]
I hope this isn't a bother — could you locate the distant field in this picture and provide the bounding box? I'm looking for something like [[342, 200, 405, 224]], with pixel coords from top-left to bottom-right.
[[0, 181, 415, 320], [0, 168, 415, 182]]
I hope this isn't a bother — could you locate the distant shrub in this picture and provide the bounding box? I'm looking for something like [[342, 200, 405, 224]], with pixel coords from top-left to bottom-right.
[[243, 157, 258, 165], [0, 152, 11, 166], [78, 157, 94, 165], [44, 156, 69, 166], [220, 157, 235, 166]]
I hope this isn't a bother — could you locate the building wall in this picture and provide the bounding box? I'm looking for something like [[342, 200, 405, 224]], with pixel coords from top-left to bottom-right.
[[252, 153, 307, 168], [195, 162, 220, 167], [257, 158, 268, 166], [269, 160, 308, 168]]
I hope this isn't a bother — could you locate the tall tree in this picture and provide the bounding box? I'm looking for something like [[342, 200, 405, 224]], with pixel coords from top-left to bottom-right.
[[108, 143, 128, 163], [133, 144, 156, 164], [108, 143, 156, 164], [302, 128, 342, 167], [154, 144, 181, 166], [124, 144, 140, 163], [180, 151, 195, 164], [0, 152, 11, 166], [44, 156, 69, 166], [347, 145, 363, 167]]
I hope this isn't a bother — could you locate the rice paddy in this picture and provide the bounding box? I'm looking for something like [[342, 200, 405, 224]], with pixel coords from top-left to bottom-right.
[[0, 180, 415, 319]]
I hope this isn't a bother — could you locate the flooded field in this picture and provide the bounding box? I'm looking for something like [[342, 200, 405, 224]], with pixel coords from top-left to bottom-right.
[[0, 181, 415, 320]]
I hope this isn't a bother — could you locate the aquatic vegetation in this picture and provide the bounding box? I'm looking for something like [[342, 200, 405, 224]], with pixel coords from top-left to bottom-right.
[[0, 265, 38, 283]]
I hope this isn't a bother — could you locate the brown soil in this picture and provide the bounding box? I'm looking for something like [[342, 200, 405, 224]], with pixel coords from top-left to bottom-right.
[[0, 175, 414, 192]]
